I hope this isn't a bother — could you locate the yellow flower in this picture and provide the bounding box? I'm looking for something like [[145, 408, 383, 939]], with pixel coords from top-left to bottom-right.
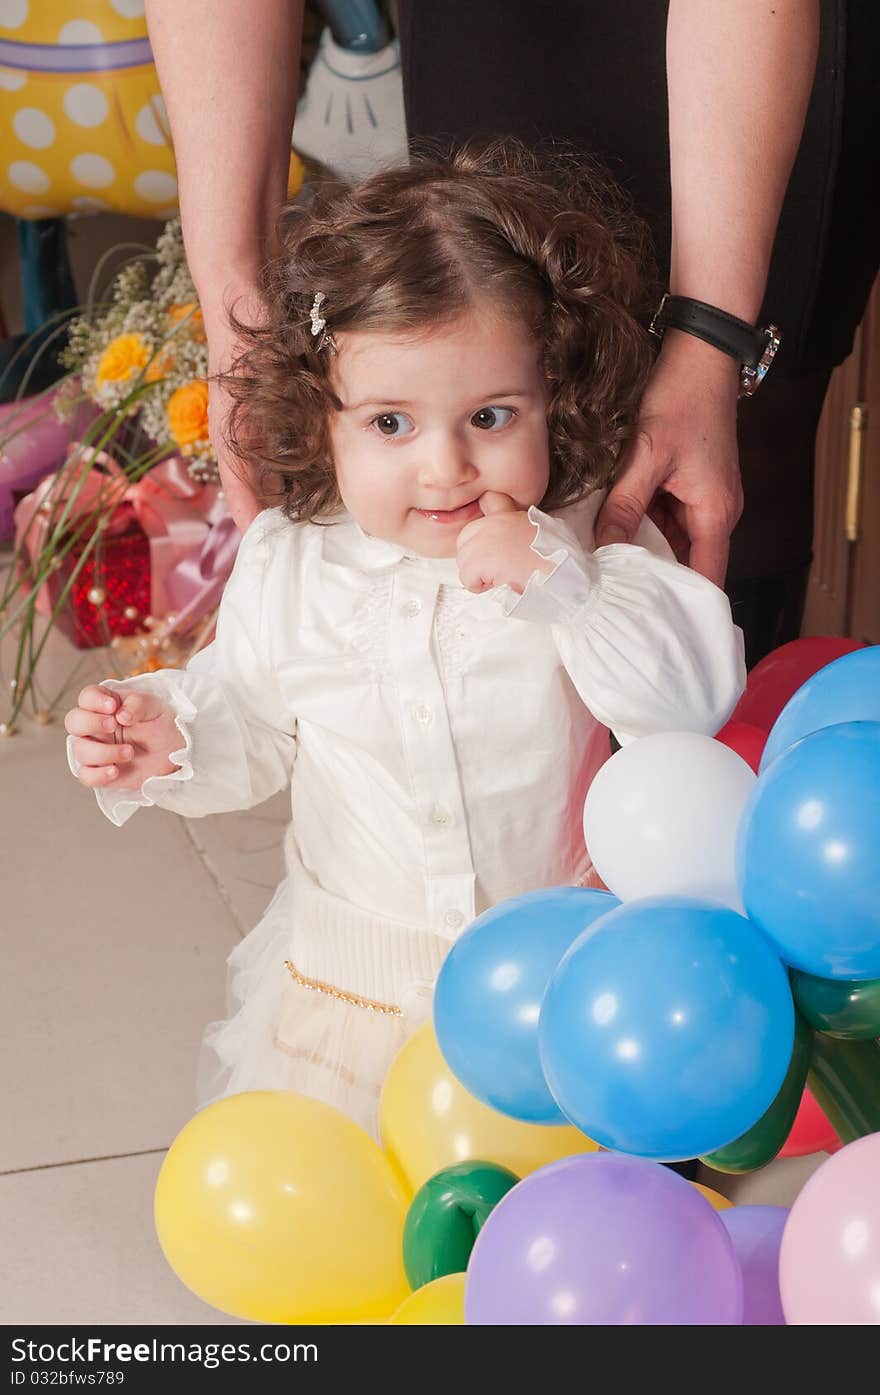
[[167, 380, 210, 449], [95, 333, 151, 386], [166, 302, 206, 343]]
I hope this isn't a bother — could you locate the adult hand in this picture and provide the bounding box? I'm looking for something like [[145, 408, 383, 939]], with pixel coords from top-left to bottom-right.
[[594, 330, 743, 586]]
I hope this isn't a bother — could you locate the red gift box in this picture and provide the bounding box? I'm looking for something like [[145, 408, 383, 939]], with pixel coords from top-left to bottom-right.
[[13, 445, 226, 650], [47, 501, 152, 648]]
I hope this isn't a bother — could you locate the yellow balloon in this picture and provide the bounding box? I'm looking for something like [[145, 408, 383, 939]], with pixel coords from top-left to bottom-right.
[[379, 1024, 597, 1194], [0, 2, 306, 219], [154, 1091, 410, 1324], [388, 1273, 466, 1325], [692, 1181, 734, 1211]]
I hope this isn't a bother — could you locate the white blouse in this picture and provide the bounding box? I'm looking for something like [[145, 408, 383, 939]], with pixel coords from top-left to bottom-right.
[[73, 492, 745, 941]]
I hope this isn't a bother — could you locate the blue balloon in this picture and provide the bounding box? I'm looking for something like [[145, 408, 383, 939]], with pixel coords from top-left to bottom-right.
[[738, 721, 880, 979], [538, 897, 794, 1160], [761, 645, 880, 771], [434, 887, 619, 1123]]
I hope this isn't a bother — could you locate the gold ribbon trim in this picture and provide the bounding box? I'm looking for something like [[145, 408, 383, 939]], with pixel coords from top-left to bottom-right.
[[283, 960, 403, 1018]]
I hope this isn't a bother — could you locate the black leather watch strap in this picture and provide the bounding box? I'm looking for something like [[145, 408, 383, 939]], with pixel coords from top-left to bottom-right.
[[649, 294, 781, 396], [651, 295, 766, 367]]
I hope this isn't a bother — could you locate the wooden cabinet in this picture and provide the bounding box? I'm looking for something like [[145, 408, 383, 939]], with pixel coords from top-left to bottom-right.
[[804, 277, 880, 643]]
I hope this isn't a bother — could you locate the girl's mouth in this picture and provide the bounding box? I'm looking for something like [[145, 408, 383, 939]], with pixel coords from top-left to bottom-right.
[[414, 500, 482, 524]]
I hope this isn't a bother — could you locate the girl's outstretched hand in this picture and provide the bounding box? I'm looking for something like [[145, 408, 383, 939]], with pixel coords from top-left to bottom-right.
[[456, 492, 553, 595], [64, 685, 181, 791]]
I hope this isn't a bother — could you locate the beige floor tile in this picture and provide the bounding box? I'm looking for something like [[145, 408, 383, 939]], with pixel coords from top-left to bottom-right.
[[0, 613, 108, 729], [699, 1151, 829, 1209], [1, 714, 241, 1172], [184, 793, 288, 936], [0, 1151, 242, 1324]]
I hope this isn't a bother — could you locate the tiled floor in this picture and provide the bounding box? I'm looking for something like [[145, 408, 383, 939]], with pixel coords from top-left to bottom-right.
[[1, 626, 287, 1323], [1, 625, 828, 1324]]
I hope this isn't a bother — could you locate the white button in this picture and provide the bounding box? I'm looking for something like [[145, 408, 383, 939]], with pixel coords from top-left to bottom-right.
[[413, 703, 432, 724], [401, 599, 422, 618], [443, 909, 465, 931], [430, 806, 453, 828]]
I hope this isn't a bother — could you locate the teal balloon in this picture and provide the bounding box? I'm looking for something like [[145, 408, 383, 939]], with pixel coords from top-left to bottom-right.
[[760, 645, 880, 770], [738, 721, 880, 979], [539, 897, 794, 1161]]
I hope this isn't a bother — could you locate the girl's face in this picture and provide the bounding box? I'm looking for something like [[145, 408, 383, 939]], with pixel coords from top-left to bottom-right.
[[326, 302, 551, 557]]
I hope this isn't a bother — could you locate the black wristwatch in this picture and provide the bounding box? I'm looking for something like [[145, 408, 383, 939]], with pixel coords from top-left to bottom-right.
[[649, 293, 780, 397]]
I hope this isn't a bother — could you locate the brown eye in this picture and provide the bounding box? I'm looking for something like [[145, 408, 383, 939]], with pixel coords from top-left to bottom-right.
[[371, 412, 414, 437], [471, 406, 514, 430]]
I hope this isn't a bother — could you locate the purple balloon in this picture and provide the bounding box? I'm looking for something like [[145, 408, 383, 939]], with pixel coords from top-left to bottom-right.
[[720, 1205, 788, 1325], [465, 1153, 743, 1324]]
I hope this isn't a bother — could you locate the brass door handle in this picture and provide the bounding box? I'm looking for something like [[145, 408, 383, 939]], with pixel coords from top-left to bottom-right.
[[845, 403, 868, 543]]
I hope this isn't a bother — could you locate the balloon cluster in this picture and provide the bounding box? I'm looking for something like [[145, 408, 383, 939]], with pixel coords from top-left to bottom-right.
[[436, 640, 880, 1171], [153, 638, 880, 1325], [153, 1066, 880, 1325]]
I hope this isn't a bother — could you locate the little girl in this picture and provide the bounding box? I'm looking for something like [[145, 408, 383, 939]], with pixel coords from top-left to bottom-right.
[[65, 142, 745, 1140]]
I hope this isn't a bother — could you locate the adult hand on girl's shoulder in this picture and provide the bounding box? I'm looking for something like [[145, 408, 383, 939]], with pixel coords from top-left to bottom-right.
[[594, 331, 743, 587], [65, 685, 181, 791], [456, 492, 553, 595]]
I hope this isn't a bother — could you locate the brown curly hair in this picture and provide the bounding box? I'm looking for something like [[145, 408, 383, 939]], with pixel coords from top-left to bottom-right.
[[221, 139, 657, 521]]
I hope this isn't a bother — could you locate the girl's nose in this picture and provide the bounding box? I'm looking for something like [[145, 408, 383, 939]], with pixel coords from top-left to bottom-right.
[[420, 434, 477, 489]]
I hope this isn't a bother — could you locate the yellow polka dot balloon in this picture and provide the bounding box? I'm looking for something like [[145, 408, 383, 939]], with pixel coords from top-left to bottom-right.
[[0, 1, 304, 218]]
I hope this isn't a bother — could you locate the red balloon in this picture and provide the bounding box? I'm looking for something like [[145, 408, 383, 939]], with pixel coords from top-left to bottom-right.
[[714, 720, 767, 773], [580, 863, 611, 893], [779, 1087, 840, 1158], [731, 637, 865, 732]]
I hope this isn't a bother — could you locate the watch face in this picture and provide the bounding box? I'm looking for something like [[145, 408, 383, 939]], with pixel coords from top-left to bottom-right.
[[740, 325, 781, 396]]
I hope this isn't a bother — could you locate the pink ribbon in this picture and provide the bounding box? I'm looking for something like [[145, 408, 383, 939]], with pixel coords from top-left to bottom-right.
[[0, 387, 99, 541], [13, 445, 238, 625], [162, 513, 241, 634]]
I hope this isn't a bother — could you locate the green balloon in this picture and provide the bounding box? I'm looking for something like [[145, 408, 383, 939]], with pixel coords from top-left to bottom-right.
[[402, 1160, 519, 1290], [807, 1032, 880, 1143], [700, 1009, 812, 1174], [791, 970, 880, 1039]]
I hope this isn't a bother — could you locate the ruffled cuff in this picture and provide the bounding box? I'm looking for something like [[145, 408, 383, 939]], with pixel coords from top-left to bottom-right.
[[497, 506, 600, 622], [66, 672, 196, 828]]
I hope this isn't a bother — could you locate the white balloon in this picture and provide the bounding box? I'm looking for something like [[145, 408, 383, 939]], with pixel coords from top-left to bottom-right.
[[583, 731, 756, 908]]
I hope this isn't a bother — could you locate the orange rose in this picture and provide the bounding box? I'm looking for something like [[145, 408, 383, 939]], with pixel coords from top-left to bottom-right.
[[166, 302, 206, 343], [96, 333, 150, 386], [167, 380, 210, 450], [145, 345, 175, 383]]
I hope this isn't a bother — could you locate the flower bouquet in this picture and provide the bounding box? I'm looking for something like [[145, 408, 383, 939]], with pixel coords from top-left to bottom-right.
[[0, 220, 239, 732]]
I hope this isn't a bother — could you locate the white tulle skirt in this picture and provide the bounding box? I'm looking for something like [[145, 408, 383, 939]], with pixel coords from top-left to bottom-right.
[[197, 844, 450, 1142]]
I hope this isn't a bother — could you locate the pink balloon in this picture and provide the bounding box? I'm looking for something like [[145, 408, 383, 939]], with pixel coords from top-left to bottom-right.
[[715, 720, 767, 774], [779, 1087, 840, 1159], [732, 637, 865, 733], [780, 1134, 880, 1324]]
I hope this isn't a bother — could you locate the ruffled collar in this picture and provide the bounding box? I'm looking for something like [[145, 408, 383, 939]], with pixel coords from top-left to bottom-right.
[[320, 511, 464, 584]]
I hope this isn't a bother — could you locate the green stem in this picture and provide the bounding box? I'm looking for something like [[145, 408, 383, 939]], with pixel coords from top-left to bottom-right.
[[6, 527, 107, 724]]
